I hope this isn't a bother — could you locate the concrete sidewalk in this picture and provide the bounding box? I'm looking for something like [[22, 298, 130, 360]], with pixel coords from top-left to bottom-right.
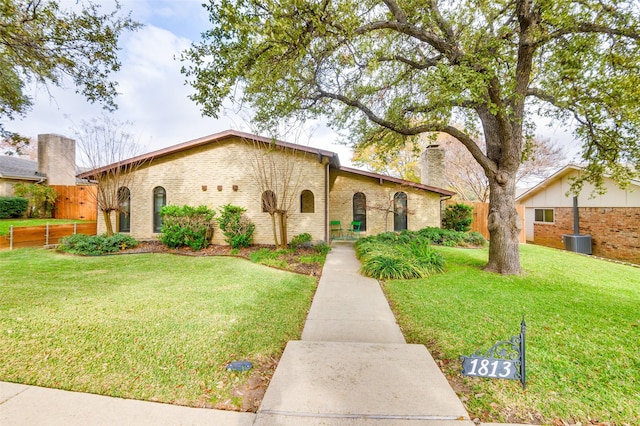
[[0, 241, 473, 425], [254, 241, 473, 425]]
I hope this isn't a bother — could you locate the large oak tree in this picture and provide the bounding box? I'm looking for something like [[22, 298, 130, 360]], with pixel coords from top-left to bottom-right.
[[182, 0, 640, 274]]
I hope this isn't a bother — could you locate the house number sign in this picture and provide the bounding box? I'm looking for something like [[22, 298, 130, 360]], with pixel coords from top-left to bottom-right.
[[460, 317, 527, 389]]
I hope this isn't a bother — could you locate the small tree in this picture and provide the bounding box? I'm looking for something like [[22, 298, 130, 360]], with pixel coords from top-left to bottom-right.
[[246, 135, 308, 248], [442, 203, 474, 233], [13, 183, 57, 218], [74, 115, 147, 236]]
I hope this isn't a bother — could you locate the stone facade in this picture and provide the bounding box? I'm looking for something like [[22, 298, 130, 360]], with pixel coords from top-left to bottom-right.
[[90, 131, 452, 245], [533, 207, 640, 264]]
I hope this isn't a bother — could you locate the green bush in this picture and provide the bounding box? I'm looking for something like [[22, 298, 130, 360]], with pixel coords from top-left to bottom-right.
[[464, 231, 488, 247], [13, 183, 57, 218], [217, 204, 255, 249], [0, 196, 29, 218], [355, 235, 445, 280], [313, 242, 331, 255], [160, 205, 216, 250], [290, 233, 312, 249], [58, 233, 139, 256], [442, 203, 473, 232]]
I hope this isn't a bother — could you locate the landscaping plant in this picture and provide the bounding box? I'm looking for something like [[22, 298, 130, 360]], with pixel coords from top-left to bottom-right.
[[13, 183, 58, 218], [58, 233, 138, 255], [0, 196, 29, 219], [217, 204, 255, 249], [442, 203, 474, 232], [160, 205, 216, 250]]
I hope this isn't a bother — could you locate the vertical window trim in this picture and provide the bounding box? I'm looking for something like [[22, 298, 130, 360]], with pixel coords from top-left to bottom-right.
[[352, 192, 367, 231], [118, 186, 131, 233], [393, 191, 408, 232], [153, 186, 166, 233]]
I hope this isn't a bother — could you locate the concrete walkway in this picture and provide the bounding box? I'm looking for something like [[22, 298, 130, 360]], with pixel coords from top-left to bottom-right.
[[254, 241, 473, 425], [0, 241, 472, 425]]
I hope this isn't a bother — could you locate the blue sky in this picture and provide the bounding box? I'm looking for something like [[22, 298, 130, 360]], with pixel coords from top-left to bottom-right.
[[6, 0, 576, 166], [6, 0, 347, 161]]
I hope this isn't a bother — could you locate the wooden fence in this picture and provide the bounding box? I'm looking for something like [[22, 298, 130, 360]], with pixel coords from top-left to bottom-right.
[[446, 201, 526, 243], [51, 185, 97, 221], [0, 222, 97, 250]]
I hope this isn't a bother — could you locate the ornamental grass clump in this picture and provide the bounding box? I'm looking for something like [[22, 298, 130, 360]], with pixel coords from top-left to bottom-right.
[[355, 235, 445, 280]]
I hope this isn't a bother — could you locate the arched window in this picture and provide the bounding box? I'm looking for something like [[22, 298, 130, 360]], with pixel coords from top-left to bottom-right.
[[352, 192, 367, 231], [118, 187, 131, 233], [394, 192, 408, 232], [300, 190, 314, 213], [153, 186, 166, 233], [262, 190, 276, 213]]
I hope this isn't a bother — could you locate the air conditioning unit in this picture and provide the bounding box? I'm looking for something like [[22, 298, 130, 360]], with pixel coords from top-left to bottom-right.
[[563, 234, 592, 255]]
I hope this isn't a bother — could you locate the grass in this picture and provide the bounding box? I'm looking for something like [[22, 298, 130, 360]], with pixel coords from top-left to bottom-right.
[[0, 248, 316, 409], [0, 218, 96, 236], [384, 244, 640, 424]]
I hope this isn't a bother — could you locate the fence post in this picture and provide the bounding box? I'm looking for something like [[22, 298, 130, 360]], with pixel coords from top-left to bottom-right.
[[74, 222, 77, 235], [45, 223, 49, 246], [9, 225, 13, 251]]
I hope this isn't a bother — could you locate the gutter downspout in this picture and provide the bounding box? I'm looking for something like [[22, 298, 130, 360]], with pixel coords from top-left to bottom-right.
[[325, 162, 329, 243]]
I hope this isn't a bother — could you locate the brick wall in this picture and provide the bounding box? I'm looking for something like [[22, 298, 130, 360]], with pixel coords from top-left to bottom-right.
[[329, 170, 442, 236], [97, 137, 328, 245], [533, 207, 640, 264]]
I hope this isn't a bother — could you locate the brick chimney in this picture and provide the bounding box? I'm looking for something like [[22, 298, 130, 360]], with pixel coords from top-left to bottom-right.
[[420, 144, 446, 189], [37, 134, 76, 186]]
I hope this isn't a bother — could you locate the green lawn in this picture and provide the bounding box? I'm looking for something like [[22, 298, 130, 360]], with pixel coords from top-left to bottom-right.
[[0, 248, 316, 409], [385, 244, 640, 424], [0, 219, 96, 236]]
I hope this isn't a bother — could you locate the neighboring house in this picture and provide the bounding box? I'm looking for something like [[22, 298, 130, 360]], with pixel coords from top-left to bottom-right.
[[79, 130, 455, 244], [517, 164, 640, 264], [0, 134, 78, 196], [0, 156, 46, 196]]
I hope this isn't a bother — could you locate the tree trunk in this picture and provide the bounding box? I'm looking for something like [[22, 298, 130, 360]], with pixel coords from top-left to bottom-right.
[[485, 172, 521, 274], [279, 211, 288, 248], [103, 209, 114, 236], [270, 213, 280, 247]]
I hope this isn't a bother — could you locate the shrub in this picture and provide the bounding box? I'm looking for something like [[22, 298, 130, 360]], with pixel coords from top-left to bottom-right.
[[464, 231, 488, 247], [290, 233, 312, 249], [13, 183, 58, 218], [313, 242, 331, 255], [160, 205, 216, 250], [58, 233, 139, 256], [442, 203, 473, 232], [217, 204, 255, 249], [355, 235, 445, 280], [0, 196, 29, 218]]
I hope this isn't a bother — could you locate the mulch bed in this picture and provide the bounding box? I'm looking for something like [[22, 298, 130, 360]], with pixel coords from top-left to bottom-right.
[[121, 241, 324, 277]]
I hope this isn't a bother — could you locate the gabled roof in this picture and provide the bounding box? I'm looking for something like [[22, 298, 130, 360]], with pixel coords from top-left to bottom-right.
[[338, 166, 455, 197], [77, 129, 341, 179], [77, 129, 454, 196], [0, 155, 44, 180], [516, 163, 640, 202]]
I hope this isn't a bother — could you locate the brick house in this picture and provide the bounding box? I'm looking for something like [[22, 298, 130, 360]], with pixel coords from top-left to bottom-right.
[[516, 164, 640, 264], [78, 130, 454, 244]]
